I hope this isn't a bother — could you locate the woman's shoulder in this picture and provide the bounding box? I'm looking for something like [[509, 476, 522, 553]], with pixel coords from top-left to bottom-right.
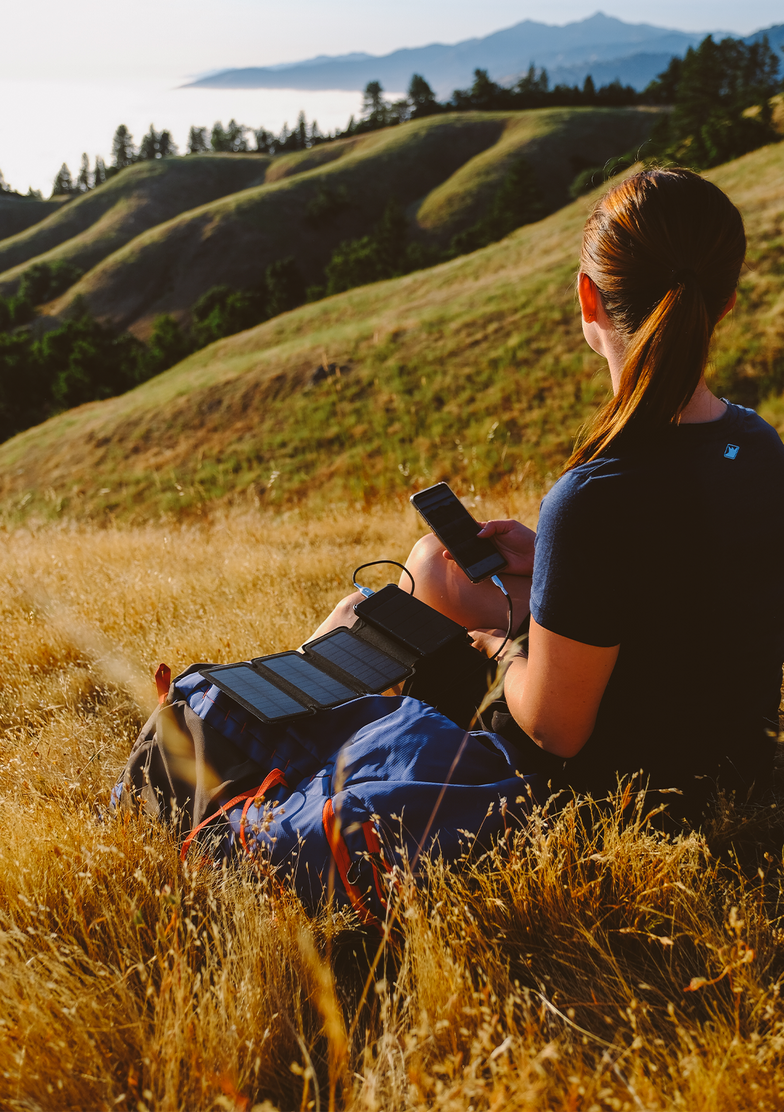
[[725, 402, 784, 453], [538, 457, 634, 538], [543, 454, 632, 509]]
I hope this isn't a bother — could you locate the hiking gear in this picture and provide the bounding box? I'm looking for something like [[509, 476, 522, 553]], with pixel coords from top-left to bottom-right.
[[114, 665, 545, 927]]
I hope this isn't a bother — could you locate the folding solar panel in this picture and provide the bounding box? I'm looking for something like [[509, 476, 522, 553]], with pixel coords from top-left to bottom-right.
[[203, 583, 476, 726]]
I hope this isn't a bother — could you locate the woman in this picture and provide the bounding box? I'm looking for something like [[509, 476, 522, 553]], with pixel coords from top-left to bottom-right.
[[120, 169, 784, 921], [318, 167, 784, 814]]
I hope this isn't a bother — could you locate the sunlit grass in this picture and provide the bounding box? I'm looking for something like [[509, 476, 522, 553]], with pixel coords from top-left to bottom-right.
[[2, 506, 784, 1110]]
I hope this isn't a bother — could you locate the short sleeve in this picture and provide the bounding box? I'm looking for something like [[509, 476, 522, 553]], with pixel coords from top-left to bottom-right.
[[530, 467, 628, 646]]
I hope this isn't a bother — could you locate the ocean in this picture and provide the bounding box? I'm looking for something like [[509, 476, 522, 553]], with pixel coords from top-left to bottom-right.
[[0, 78, 372, 196]]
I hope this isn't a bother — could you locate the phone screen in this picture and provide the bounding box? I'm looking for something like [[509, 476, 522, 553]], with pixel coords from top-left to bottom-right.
[[410, 483, 507, 583]]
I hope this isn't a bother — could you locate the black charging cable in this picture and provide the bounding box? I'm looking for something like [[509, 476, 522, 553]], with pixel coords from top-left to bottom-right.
[[489, 574, 514, 661], [352, 560, 415, 598]]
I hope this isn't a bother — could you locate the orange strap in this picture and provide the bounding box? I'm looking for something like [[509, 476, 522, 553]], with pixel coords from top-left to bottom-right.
[[239, 768, 288, 853], [363, 820, 393, 911], [155, 663, 171, 704], [180, 769, 287, 862], [322, 799, 380, 929]]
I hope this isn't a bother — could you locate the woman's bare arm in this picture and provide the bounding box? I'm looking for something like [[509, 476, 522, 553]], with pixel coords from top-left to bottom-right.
[[471, 618, 619, 758]]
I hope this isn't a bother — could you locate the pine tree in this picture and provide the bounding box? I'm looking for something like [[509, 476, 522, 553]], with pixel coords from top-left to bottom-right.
[[187, 126, 209, 154], [253, 128, 274, 153], [514, 66, 550, 107], [468, 69, 504, 110], [93, 157, 107, 186], [646, 33, 782, 168], [111, 125, 136, 169], [0, 169, 11, 194], [158, 130, 177, 157], [362, 81, 384, 116], [582, 75, 596, 103], [361, 81, 390, 127], [77, 153, 91, 192], [408, 74, 439, 118], [211, 121, 230, 152], [52, 164, 75, 196], [225, 119, 248, 152], [138, 125, 160, 160]]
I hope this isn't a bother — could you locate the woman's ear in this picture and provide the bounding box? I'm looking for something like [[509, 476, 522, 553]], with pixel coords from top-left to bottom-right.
[[578, 272, 599, 323]]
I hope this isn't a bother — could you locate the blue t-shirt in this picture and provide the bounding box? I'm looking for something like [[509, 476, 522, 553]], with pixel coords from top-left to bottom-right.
[[527, 402, 784, 800]]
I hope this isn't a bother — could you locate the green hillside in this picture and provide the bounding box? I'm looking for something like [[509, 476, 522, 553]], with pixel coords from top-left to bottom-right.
[[416, 107, 658, 241], [1, 137, 782, 524], [0, 155, 271, 296], [0, 194, 69, 241], [37, 108, 654, 336]]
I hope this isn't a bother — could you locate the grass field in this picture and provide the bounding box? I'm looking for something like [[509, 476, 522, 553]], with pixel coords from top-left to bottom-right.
[[2, 507, 784, 1111], [3, 130, 784, 1110]]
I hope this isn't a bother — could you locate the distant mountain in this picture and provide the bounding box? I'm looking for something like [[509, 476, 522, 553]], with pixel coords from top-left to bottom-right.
[[186, 14, 784, 96], [546, 52, 682, 92], [185, 13, 711, 95]]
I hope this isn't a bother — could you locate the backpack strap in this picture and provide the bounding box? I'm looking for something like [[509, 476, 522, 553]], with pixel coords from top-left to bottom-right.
[[180, 768, 289, 861], [363, 820, 393, 912], [155, 663, 172, 704], [322, 799, 382, 930], [238, 768, 288, 854]]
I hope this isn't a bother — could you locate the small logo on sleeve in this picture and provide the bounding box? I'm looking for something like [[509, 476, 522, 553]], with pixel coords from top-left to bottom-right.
[[724, 443, 740, 459]]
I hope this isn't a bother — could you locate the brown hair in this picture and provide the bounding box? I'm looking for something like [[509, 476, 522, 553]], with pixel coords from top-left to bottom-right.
[[565, 168, 746, 470]]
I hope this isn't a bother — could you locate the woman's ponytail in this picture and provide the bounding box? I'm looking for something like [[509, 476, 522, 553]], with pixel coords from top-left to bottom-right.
[[565, 169, 745, 470]]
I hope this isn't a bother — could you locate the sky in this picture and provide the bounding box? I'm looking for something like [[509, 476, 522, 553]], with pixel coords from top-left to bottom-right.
[[2, 1, 782, 194]]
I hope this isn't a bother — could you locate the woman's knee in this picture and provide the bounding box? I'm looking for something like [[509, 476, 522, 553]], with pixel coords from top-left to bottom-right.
[[305, 590, 364, 643], [405, 533, 445, 589]]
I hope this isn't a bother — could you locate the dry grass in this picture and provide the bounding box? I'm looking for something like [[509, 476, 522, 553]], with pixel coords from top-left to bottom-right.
[[2, 504, 784, 1111]]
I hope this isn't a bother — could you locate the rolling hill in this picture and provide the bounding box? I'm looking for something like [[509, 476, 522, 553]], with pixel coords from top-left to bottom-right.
[[0, 107, 657, 337], [1, 137, 783, 525], [0, 155, 271, 298], [0, 193, 69, 241]]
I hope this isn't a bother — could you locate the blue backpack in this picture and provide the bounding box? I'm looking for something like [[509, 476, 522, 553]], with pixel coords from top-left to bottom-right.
[[114, 665, 546, 929]]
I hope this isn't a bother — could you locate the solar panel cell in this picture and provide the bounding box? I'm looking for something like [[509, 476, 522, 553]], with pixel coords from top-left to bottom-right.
[[210, 665, 306, 720], [261, 654, 357, 706], [308, 630, 409, 690]]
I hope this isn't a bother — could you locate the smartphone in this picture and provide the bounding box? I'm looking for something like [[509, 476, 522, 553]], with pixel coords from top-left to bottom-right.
[[410, 483, 507, 583]]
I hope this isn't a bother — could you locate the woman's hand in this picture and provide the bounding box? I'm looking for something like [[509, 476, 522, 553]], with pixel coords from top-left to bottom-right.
[[442, 519, 536, 577], [469, 628, 516, 661]]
